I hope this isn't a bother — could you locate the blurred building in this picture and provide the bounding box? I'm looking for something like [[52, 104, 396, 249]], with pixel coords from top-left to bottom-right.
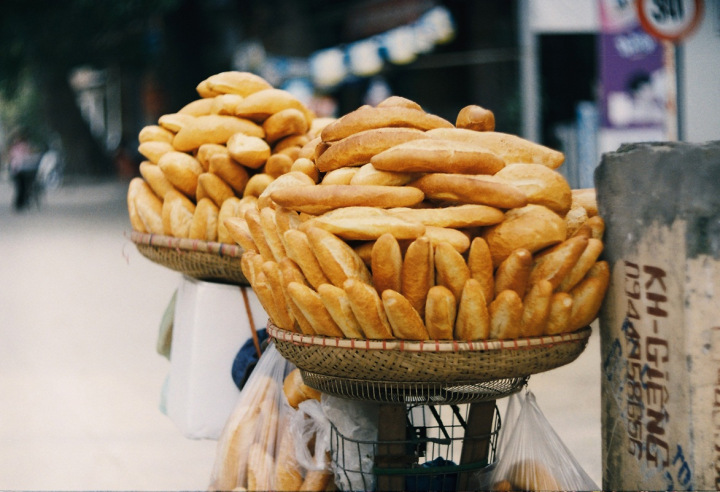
[[68, 0, 719, 184]]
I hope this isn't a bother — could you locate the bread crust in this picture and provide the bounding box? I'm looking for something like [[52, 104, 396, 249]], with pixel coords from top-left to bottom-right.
[[382, 290, 430, 340], [287, 281, 344, 337], [455, 279, 490, 340], [410, 173, 527, 209], [343, 278, 394, 339], [371, 233, 403, 295], [401, 237, 435, 319], [425, 285, 456, 340]]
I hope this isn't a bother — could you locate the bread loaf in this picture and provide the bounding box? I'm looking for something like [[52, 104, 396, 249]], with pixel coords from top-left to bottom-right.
[[425, 285, 456, 340], [401, 237, 434, 319], [343, 278, 394, 339], [455, 279, 490, 341], [318, 283, 365, 339], [455, 104, 495, 131], [382, 289, 430, 340], [410, 173, 527, 209], [371, 233, 403, 294]]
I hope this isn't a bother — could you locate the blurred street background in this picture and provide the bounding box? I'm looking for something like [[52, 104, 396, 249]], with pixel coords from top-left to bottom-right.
[[0, 0, 718, 490]]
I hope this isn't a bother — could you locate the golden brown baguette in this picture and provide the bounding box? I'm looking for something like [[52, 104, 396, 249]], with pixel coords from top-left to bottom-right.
[[343, 278, 394, 339], [545, 292, 574, 335], [489, 290, 523, 339], [382, 290, 430, 340], [492, 163, 572, 215], [467, 237, 495, 304], [401, 236, 435, 319], [455, 104, 495, 131], [188, 198, 219, 242], [303, 206, 425, 241], [521, 280, 553, 337], [455, 279, 491, 341], [371, 233, 403, 294], [201, 71, 273, 97], [529, 236, 589, 289], [140, 161, 175, 201], [172, 114, 264, 152], [321, 105, 453, 142], [371, 138, 506, 175], [283, 229, 331, 290], [157, 151, 204, 198], [306, 226, 372, 287], [287, 281, 344, 337], [494, 248, 533, 299], [567, 260, 610, 331], [317, 283, 365, 339], [270, 184, 425, 215], [410, 173, 527, 209], [386, 204, 505, 229], [425, 285, 457, 340], [434, 241, 471, 302], [315, 127, 428, 172]]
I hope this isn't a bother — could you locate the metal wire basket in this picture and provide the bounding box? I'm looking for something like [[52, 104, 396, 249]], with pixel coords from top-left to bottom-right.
[[300, 370, 527, 405], [331, 403, 501, 492]]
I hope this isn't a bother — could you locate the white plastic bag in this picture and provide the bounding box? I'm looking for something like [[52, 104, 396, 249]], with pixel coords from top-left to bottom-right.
[[484, 389, 598, 491]]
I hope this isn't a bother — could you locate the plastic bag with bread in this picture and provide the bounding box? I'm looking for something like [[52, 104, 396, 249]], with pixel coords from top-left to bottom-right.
[[480, 389, 597, 491]]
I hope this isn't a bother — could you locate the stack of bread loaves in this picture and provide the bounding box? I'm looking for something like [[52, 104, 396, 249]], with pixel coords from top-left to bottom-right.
[[228, 95, 608, 342], [126, 71, 333, 244]]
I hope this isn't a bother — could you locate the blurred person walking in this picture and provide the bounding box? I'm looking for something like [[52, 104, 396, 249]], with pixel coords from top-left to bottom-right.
[[7, 129, 42, 211]]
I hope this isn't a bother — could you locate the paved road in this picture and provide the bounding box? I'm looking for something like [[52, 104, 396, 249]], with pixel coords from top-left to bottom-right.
[[0, 177, 602, 489]]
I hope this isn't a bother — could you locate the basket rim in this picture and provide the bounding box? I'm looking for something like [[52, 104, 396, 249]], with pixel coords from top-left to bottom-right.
[[129, 230, 245, 258], [267, 323, 591, 353]]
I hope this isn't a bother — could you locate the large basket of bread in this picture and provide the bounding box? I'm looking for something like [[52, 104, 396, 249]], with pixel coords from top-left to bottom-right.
[[127, 71, 608, 386]]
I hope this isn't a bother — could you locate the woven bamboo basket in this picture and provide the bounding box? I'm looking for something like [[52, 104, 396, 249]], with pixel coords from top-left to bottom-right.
[[130, 231, 248, 285], [268, 322, 591, 386]]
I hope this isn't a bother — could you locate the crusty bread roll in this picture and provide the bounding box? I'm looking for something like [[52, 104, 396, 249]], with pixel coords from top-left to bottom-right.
[[270, 184, 425, 215], [157, 151, 204, 198], [489, 289, 523, 339], [303, 206, 425, 241], [283, 368, 322, 409], [287, 281, 344, 337], [371, 138, 506, 175], [264, 152, 294, 178], [162, 189, 195, 238], [208, 153, 250, 194], [138, 141, 174, 164], [371, 233, 403, 294], [568, 260, 609, 331], [196, 143, 227, 170], [201, 71, 273, 97], [262, 108, 309, 144], [557, 238, 604, 292], [138, 124, 175, 144], [455, 104, 495, 131], [315, 127, 428, 172], [234, 88, 314, 123], [564, 203, 589, 239], [382, 289, 430, 340], [317, 283, 365, 339], [226, 133, 271, 169], [410, 173, 527, 209], [571, 187, 598, 216], [492, 163, 572, 215], [188, 197, 219, 241], [349, 163, 417, 187], [386, 204, 505, 229], [321, 105, 453, 142], [455, 279, 490, 341], [343, 278, 394, 339], [158, 112, 194, 133], [434, 241, 471, 302], [243, 173, 274, 198], [178, 97, 214, 116], [483, 204, 566, 267], [283, 229, 331, 290], [290, 157, 320, 183], [139, 161, 175, 199], [529, 236, 588, 289], [426, 128, 565, 169], [196, 172, 235, 207], [521, 279, 553, 337], [173, 114, 265, 152], [494, 248, 533, 299], [257, 171, 315, 210], [425, 285, 456, 340], [262, 260, 296, 331], [127, 177, 150, 232], [401, 236, 434, 319], [545, 292, 573, 335], [467, 237, 495, 304], [306, 226, 372, 287]]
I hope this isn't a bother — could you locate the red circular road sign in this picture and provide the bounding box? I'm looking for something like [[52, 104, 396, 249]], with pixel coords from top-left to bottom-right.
[[637, 0, 704, 42]]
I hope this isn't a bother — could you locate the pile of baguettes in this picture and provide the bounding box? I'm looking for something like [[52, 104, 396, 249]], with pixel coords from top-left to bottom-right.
[[127, 71, 608, 342]]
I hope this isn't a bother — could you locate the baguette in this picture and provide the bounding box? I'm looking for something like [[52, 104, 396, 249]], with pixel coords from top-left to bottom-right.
[[262, 260, 296, 331], [455, 279, 491, 341], [557, 238, 604, 292], [382, 290, 430, 340], [287, 281, 344, 337], [234, 88, 314, 123], [489, 290, 523, 340], [133, 181, 165, 234], [315, 127, 428, 172], [172, 114, 264, 152], [371, 233, 403, 294], [349, 163, 417, 187], [343, 278, 394, 339], [455, 104, 495, 131], [371, 138, 506, 175], [318, 283, 365, 339], [225, 217, 258, 253], [386, 204, 505, 229], [262, 107, 309, 144], [410, 173, 527, 209], [270, 184, 425, 215], [201, 71, 273, 97], [245, 208, 275, 261], [208, 152, 250, 194], [521, 280, 553, 337], [162, 189, 195, 238], [545, 292, 574, 335], [304, 206, 425, 241], [157, 151, 204, 198], [434, 241, 471, 302], [138, 141, 173, 164], [494, 248, 533, 299], [306, 226, 372, 287], [467, 237, 495, 304], [226, 133, 271, 169], [425, 285, 457, 340], [492, 163, 572, 215], [189, 198, 219, 242], [568, 260, 610, 331], [321, 105, 453, 142], [140, 161, 175, 201], [259, 207, 287, 262], [401, 236, 435, 319], [426, 128, 565, 169], [283, 229, 331, 289], [138, 124, 174, 144], [196, 172, 235, 207], [529, 236, 588, 289]]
